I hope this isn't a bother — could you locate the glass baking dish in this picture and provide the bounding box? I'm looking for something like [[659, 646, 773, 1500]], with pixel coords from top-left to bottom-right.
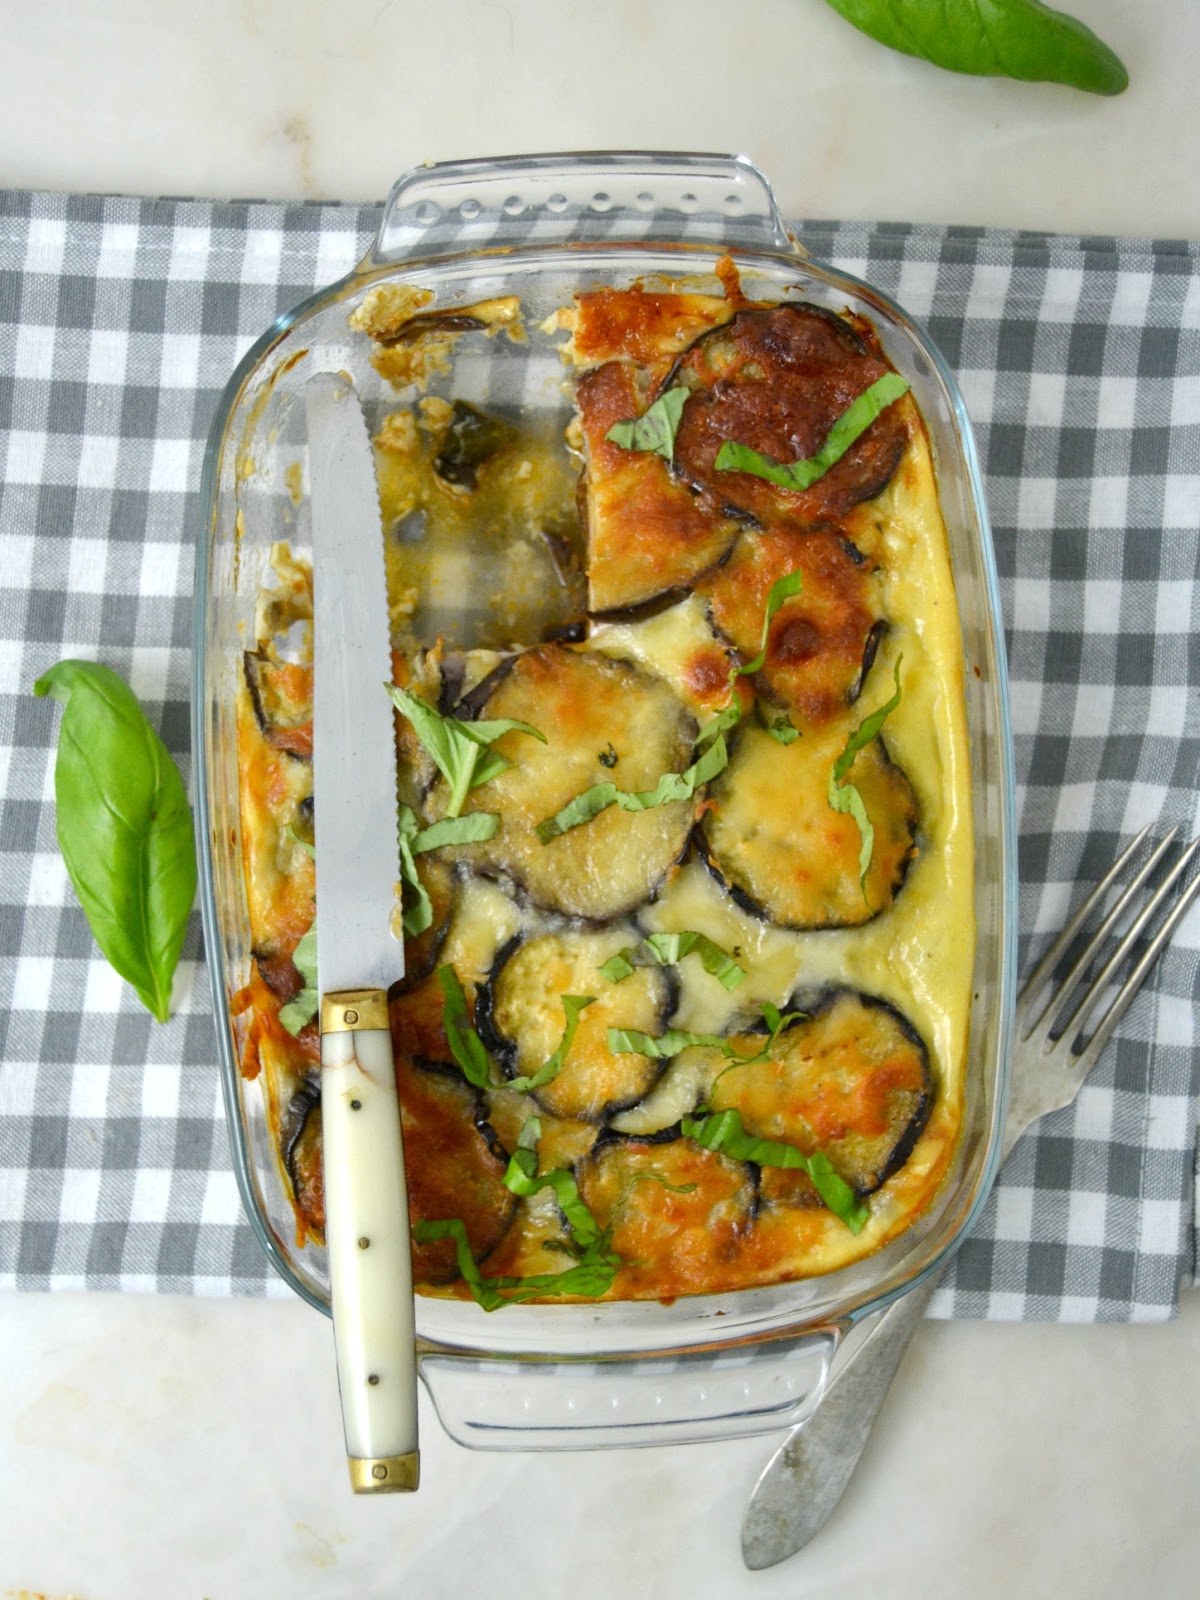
[[193, 152, 1017, 1451]]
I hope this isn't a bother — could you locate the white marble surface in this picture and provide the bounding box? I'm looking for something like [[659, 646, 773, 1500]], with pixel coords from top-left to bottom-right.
[[2, 2, 1199, 1595]]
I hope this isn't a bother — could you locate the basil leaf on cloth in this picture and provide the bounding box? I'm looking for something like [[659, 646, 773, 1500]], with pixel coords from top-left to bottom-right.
[[605, 385, 689, 460], [715, 373, 910, 491], [34, 660, 196, 1023], [822, 0, 1128, 96]]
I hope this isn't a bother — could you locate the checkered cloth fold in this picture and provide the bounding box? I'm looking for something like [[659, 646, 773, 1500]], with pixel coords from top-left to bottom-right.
[[1, 191, 1197, 1319]]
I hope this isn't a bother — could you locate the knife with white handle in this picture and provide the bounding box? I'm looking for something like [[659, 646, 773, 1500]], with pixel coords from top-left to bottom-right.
[[308, 371, 418, 1494]]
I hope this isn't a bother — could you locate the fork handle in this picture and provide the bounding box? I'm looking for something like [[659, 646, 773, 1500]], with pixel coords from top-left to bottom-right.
[[741, 1272, 942, 1569]]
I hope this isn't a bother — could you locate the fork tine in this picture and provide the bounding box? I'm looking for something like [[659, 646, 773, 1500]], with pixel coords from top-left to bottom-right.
[[1024, 830, 1195, 1052], [1018, 823, 1168, 1036], [1068, 842, 1200, 1079]]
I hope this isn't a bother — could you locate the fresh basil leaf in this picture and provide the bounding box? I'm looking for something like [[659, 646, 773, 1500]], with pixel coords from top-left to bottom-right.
[[411, 812, 499, 852], [607, 1026, 728, 1060], [605, 385, 689, 461], [738, 570, 805, 676], [506, 995, 596, 1093], [502, 1150, 605, 1250], [755, 700, 800, 744], [33, 660, 197, 1023], [535, 731, 728, 843], [827, 656, 904, 891], [822, 0, 1127, 96], [600, 931, 746, 993], [694, 695, 744, 751], [715, 373, 910, 492], [435, 964, 492, 1088], [396, 807, 433, 938], [387, 684, 545, 818], [284, 823, 316, 859], [412, 1217, 619, 1311], [610, 1001, 802, 1066], [680, 1108, 869, 1233], [278, 922, 319, 1036]]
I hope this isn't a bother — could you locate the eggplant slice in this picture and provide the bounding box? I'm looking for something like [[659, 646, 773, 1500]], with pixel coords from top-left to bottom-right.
[[435, 644, 699, 922], [667, 304, 910, 530], [705, 988, 932, 1198], [699, 721, 918, 929], [577, 361, 740, 613], [576, 1131, 758, 1301], [478, 928, 675, 1123], [243, 651, 313, 760], [698, 527, 886, 728]]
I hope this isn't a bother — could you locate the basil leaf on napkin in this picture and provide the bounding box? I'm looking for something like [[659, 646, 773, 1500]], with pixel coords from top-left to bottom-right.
[[34, 660, 196, 1023]]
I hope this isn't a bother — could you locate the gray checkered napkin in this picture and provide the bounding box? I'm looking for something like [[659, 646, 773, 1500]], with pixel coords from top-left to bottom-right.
[[0, 190, 1197, 1319]]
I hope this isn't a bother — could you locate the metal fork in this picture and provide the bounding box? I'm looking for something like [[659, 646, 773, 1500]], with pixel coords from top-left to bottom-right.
[[741, 824, 1200, 1571]]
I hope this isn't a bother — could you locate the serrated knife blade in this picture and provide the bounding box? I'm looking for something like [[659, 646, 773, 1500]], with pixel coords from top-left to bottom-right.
[[308, 371, 418, 1495]]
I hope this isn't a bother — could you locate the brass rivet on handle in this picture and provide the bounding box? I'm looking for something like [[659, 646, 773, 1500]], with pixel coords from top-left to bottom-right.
[[344, 1008, 359, 1025], [372, 1464, 387, 1481], [358, 1236, 370, 1250]]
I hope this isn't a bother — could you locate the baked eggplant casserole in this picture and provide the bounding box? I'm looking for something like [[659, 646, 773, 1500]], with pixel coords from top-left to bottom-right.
[[233, 263, 975, 1308]]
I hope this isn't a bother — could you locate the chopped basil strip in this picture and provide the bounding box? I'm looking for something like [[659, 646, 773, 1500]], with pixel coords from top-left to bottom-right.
[[506, 994, 596, 1092], [387, 683, 545, 817], [598, 931, 746, 992], [694, 695, 743, 751], [535, 733, 728, 843], [738, 570, 805, 676], [612, 1002, 804, 1068], [412, 1218, 618, 1311], [604, 385, 689, 461], [410, 812, 499, 852], [680, 1108, 869, 1233], [284, 824, 316, 859], [756, 700, 801, 744], [435, 963, 492, 1088], [714, 373, 910, 492], [278, 922, 319, 1036], [827, 656, 904, 891], [503, 1145, 605, 1251], [607, 1026, 727, 1059]]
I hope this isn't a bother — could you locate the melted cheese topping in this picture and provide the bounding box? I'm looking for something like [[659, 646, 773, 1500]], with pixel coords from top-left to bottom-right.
[[233, 282, 974, 1303]]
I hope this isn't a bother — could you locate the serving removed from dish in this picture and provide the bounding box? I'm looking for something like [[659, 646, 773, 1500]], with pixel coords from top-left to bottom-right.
[[232, 262, 974, 1309]]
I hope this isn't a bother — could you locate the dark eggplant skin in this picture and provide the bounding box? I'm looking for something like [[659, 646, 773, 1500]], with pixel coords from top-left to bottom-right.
[[281, 1070, 324, 1235], [662, 304, 910, 531], [477, 928, 678, 1123], [427, 645, 700, 923], [697, 720, 919, 932], [851, 619, 888, 704], [243, 651, 312, 761], [709, 985, 933, 1200], [373, 310, 488, 347]]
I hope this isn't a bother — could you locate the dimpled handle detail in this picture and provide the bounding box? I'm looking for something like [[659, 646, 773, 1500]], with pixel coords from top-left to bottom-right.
[[365, 151, 794, 268]]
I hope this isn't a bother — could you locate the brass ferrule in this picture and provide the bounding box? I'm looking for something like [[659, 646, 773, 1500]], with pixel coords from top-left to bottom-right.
[[348, 1451, 420, 1493], [321, 988, 389, 1034]]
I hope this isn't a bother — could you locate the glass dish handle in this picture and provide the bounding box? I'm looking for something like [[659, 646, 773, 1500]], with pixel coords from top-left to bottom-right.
[[420, 1327, 838, 1452], [364, 151, 794, 269]]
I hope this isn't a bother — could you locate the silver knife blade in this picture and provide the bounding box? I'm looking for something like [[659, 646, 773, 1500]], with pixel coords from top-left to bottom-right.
[[309, 371, 403, 997], [307, 371, 418, 1494]]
